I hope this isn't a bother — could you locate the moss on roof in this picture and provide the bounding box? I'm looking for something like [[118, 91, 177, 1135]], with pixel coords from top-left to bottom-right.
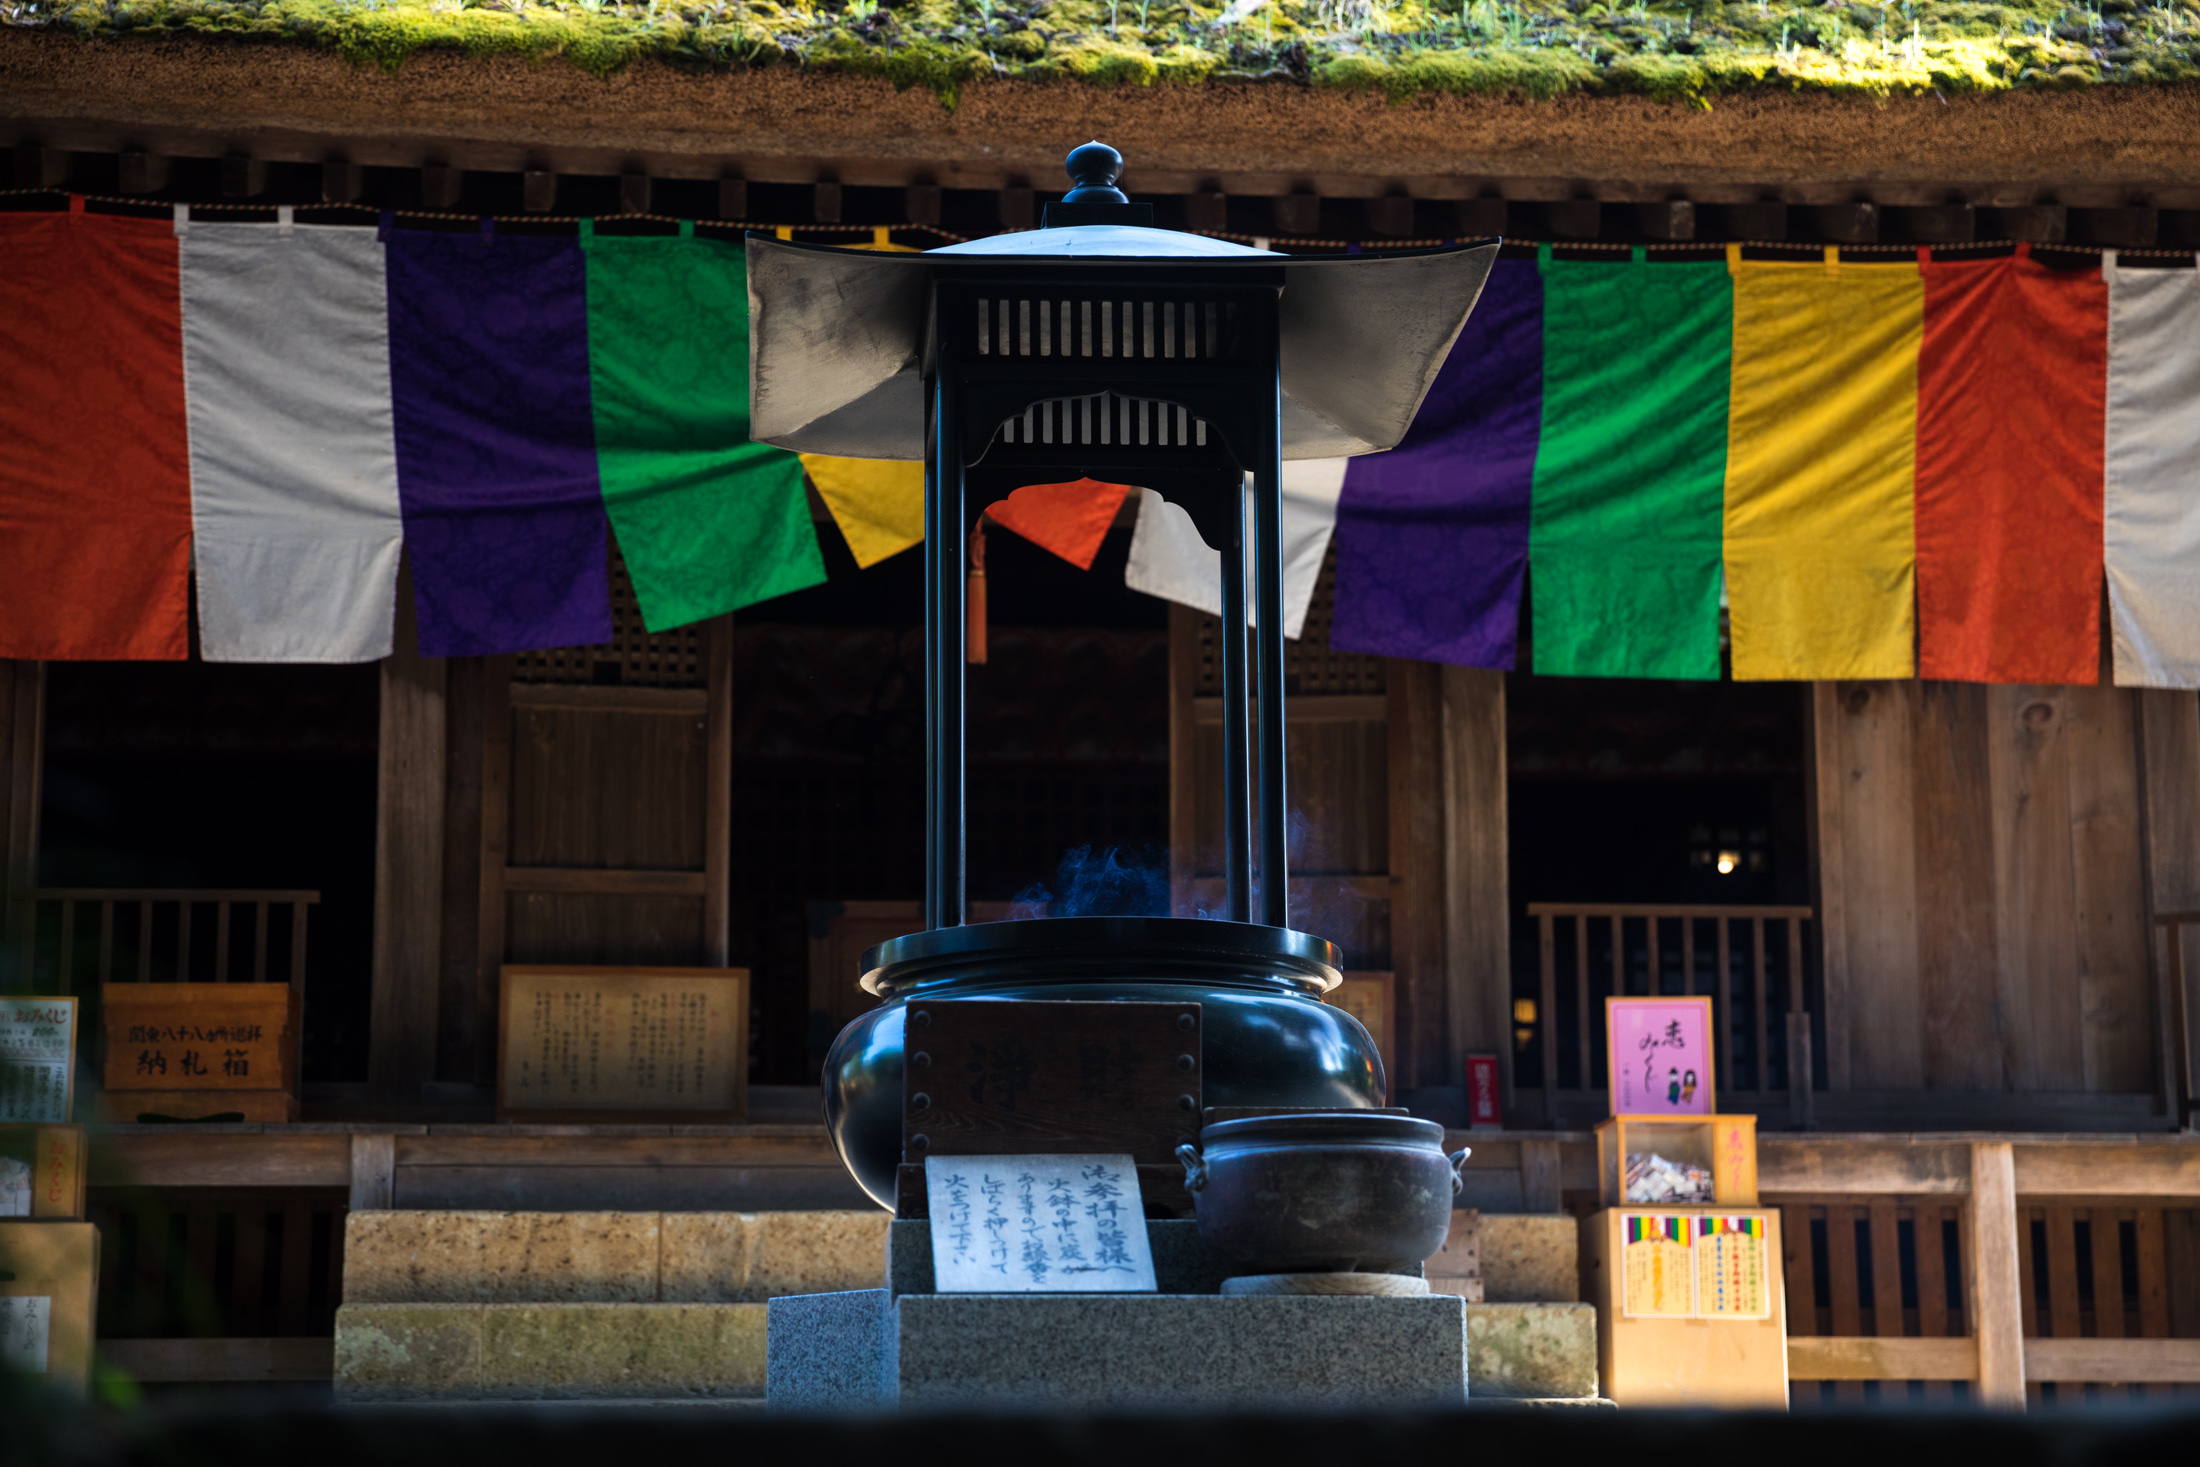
[[9, 0, 2198, 105]]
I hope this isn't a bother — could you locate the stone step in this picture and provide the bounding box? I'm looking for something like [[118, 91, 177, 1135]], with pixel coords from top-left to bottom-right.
[[343, 1210, 888, 1305], [336, 1302, 768, 1402]]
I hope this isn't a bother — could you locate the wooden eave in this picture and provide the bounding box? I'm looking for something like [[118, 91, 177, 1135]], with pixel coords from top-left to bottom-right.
[[8, 31, 2200, 207]]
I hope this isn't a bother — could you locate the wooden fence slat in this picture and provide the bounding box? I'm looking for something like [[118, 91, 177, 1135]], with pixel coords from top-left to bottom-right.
[[1783, 1203, 1819, 1338], [1828, 1204, 1864, 1339], [1575, 915, 1591, 1094], [2136, 1208, 2170, 1338], [1869, 1202, 1904, 1338], [57, 899, 74, 992], [290, 901, 310, 996], [277, 1202, 313, 1336], [98, 902, 113, 983], [2017, 1205, 2039, 1339], [1538, 911, 1557, 1113], [1715, 918, 1735, 1095], [176, 899, 191, 982], [2091, 1210, 2127, 1340], [214, 902, 231, 984], [1752, 919, 1771, 1099], [1648, 912, 1660, 993], [137, 901, 152, 981], [229, 1202, 266, 1337], [134, 1204, 170, 1337], [2044, 1206, 2083, 1340], [253, 902, 270, 984], [184, 1203, 219, 1337], [1681, 915, 1695, 1005], [1916, 1206, 1951, 1339]]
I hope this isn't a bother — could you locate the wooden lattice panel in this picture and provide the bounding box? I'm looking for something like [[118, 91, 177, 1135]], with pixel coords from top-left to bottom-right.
[[510, 550, 706, 688], [1192, 544, 1386, 697]]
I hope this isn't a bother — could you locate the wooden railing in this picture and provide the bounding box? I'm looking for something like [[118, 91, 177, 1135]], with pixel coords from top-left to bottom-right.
[[1525, 902, 1815, 1128], [21, 888, 317, 1001]]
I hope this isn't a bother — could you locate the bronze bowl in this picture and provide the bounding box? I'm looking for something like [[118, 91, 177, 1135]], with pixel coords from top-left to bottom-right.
[[1176, 1112, 1468, 1274], [820, 917, 1386, 1211]]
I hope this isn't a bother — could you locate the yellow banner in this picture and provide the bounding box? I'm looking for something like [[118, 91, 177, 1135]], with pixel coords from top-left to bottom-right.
[[1724, 252, 1921, 680], [800, 454, 924, 568]]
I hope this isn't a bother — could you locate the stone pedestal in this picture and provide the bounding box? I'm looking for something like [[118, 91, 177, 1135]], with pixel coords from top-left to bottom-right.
[[768, 1289, 1469, 1411], [765, 1218, 1600, 1409]]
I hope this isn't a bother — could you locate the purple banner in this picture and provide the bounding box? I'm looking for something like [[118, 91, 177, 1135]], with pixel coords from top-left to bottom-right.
[[385, 226, 610, 657], [1330, 257, 1543, 668]]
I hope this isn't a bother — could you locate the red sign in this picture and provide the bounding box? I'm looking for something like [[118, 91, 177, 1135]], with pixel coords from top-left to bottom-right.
[[1466, 1054, 1503, 1127]]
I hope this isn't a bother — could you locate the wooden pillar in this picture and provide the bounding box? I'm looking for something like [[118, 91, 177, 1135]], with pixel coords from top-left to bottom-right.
[[1387, 659, 1445, 1093], [1439, 667, 1508, 1098], [1166, 604, 1201, 915], [2135, 689, 2200, 1124], [348, 1133, 396, 1212], [436, 657, 485, 1085], [704, 615, 733, 967], [1, 661, 44, 968], [370, 572, 447, 1105], [1966, 1139, 2026, 1408]]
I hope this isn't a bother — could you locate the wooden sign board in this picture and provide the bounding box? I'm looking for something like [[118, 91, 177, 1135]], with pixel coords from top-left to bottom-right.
[[99, 982, 297, 1123], [499, 965, 749, 1122], [903, 1001, 1201, 1168], [924, 1153, 1157, 1293], [0, 1126, 86, 1220], [1326, 972, 1395, 1103], [0, 996, 77, 1124], [0, 1221, 99, 1396]]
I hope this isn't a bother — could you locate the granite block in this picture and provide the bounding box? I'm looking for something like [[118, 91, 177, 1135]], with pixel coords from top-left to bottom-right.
[[479, 1303, 767, 1400], [765, 1289, 891, 1410], [344, 1211, 661, 1304], [1479, 1215, 1579, 1303], [335, 1304, 485, 1400], [666, 1211, 888, 1303], [887, 1218, 1415, 1297], [889, 1294, 1467, 1410], [336, 1303, 766, 1401], [1462, 1302, 1598, 1400]]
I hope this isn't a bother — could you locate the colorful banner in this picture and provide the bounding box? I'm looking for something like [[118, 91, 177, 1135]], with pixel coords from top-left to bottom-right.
[[1917, 246, 2107, 684], [1121, 463, 1349, 639], [384, 226, 612, 659], [1331, 256, 1542, 668], [986, 479, 1137, 570], [181, 220, 404, 663], [1530, 252, 1729, 681], [583, 224, 824, 630], [2105, 257, 2200, 688], [1724, 251, 1922, 681], [0, 203, 192, 661]]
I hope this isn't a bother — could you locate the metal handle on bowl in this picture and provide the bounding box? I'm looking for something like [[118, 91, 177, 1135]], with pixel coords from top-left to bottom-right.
[[1448, 1146, 1472, 1197], [1176, 1142, 1207, 1195]]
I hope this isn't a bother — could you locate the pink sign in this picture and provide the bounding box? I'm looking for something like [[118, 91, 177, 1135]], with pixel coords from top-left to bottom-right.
[[1607, 997, 1714, 1115]]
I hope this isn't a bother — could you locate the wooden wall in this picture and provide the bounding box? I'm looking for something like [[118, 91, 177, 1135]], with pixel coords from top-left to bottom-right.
[[1812, 680, 2197, 1117]]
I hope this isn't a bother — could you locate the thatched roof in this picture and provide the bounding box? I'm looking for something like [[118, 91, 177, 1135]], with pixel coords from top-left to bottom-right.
[[8, 0, 2199, 104]]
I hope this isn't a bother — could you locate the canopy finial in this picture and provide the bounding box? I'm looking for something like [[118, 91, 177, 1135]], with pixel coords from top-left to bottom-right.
[[1062, 141, 1128, 204]]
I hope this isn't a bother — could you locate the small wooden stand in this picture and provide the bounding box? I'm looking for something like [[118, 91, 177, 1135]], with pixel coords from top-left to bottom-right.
[[0, 1124, 87, 1219], [0, 1221, 99, 1395], [1583, 1113, 1788, 1406]]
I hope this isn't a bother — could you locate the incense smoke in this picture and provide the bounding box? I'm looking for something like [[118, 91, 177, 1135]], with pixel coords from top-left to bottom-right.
[[1011, 844, 1170, 919]]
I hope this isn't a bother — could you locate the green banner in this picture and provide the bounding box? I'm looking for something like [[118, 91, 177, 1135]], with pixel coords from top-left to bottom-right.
[[584, 228, 824, 631], [1529, 256, 1731, 680]]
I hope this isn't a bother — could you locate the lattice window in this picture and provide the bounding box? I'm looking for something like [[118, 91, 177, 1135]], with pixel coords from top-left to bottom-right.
[[1193, 543, 1387, 697], [510, 549, 706, 687]]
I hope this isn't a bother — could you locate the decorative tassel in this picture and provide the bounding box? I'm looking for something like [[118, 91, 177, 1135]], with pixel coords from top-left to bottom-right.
[[968, 516, 988, 665]]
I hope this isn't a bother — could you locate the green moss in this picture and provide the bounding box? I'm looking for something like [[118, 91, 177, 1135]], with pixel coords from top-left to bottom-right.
[[24, 0, 2200, 104]]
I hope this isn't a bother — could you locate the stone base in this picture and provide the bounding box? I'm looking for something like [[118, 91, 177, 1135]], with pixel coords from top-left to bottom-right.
[[335, 1302, 767, 1401], [1463, 1302, 1599, 1400], [768, 1290, 1469, 1411]]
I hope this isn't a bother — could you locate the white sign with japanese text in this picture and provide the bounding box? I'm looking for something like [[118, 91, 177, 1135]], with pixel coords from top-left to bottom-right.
[[925, 1153, 1157, 1293], [0, 998, 75, 1124]]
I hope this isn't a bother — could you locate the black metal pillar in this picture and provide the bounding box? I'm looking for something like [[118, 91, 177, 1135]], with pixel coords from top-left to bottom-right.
[[1218, 475, 1252, 924], [924, 377, 967, 930], [1252, 371, 1289, 929]]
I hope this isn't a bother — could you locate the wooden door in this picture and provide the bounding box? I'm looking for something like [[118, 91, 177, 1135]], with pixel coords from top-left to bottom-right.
[[470, 564, 732, 1077]]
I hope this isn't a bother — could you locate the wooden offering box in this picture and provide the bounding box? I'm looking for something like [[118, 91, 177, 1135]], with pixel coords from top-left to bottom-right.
[[99, 982, 297, 1123], [1582, 1206, 1788, 1407], [1597, 1114, 1758, 1208]]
